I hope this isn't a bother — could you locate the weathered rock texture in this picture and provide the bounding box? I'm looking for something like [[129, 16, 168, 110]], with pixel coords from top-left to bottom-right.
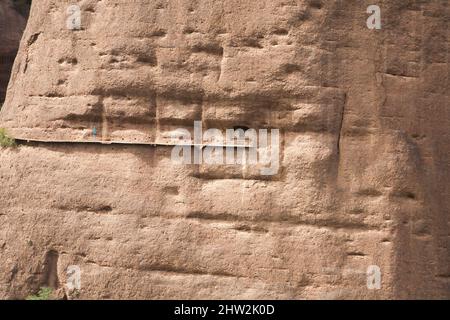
[[0, 0, 28, 104], [0, 0, 449, 299]]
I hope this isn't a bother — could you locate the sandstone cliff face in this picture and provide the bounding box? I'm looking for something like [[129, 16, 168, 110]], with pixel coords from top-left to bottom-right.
[[0, 0, 27, 104], [0, 0, 449, 299]]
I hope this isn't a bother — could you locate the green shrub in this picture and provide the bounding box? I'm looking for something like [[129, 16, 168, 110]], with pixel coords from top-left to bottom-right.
[[26, 287, 53, 300], [0, 128, 16, 147]]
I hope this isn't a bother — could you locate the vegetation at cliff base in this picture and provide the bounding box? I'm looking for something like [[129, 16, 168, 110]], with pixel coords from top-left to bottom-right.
[[0, 128, 16, 147], [26, 287, 53, 300]]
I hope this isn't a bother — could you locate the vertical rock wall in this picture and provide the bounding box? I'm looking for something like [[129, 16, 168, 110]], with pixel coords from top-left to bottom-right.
[[0, 0, 448, 299]]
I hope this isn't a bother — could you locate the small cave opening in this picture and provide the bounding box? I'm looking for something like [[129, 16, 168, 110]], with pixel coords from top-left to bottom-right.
[[41, 250, 60, 289], [233, 125, 250, 132]]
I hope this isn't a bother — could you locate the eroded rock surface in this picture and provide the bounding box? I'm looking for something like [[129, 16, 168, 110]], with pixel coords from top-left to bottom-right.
[[0, 0, 449, 299]]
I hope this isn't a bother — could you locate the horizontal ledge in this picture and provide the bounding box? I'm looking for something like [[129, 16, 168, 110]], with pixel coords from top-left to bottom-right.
[[13, 137, 252, 148]]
